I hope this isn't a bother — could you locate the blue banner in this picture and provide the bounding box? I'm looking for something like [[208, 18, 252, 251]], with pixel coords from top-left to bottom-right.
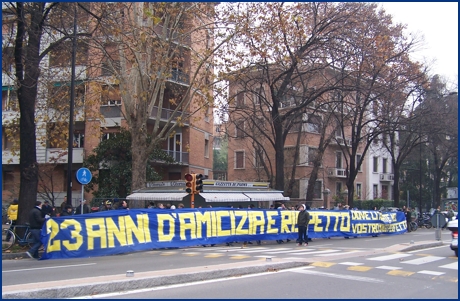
[[40, 208, 406, 260]]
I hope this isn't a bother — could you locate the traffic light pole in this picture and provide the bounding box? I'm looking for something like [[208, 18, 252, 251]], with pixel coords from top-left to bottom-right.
[[191, 193, 195, 209]]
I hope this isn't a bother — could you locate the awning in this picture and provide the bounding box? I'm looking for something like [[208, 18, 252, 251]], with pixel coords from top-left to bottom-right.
[[243, 192, 289, 202], [126, 192, 187, 201], [200, 193, 250, 202]]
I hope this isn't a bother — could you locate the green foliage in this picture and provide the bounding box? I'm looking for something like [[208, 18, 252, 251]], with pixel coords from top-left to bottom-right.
[[83, 129, 173, 198], [213, 136, 228, 172]]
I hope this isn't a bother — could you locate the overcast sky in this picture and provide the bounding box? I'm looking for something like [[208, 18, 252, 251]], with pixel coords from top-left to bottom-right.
[[378, 2, 458, 88]]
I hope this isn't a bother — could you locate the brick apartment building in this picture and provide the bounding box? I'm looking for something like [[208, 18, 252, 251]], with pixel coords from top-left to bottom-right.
[[2, 3, 215, 207], [225, 70, 369, 208]]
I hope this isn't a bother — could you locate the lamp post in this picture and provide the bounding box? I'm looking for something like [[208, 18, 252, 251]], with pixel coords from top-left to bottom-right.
[[66, 3, 77, 205]]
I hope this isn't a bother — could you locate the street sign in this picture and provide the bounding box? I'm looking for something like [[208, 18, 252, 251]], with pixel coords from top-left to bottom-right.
[[76, 167, 92, 185], [431, 213, 447, 229]]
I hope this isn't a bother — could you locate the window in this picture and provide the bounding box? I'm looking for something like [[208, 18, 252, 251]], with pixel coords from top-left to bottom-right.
[[2, 47, 14, 73], [73, 133, 85, 148], [102, 132, 117, 141], [306, 114, 322, 133], [373, 157, 378, 173], [373, 184, 378, 199], [49, 40, 88, 67], [313, 181, 322, 199], [336, 152, 342, 169], [356, 183, 362, 199], [101, 85, 121, 106], [235, 120, 245, 138], [284, 146, 300, 166], [236, 92, 245, 108], [2, 127, 19, 150], [356, 154, 362, 171], [2, 88, 17, 111], [235, 151, 245, 169], [308, 147, 319, 166], [382, 158, 387, 173], [47, 122, 68, 148], [254, 150, 264, 168], [204, 139, 209, 158], [336, 182, 342, 196], [253, 87, 265, 105]]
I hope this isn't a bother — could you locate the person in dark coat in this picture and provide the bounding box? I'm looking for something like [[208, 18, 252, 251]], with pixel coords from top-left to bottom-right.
[[41, 200, 56, 217], [297, 204, 311, 246], [26, 201, 49, 259], [75, 199, 90, 214], [60, 205, 74, 216]]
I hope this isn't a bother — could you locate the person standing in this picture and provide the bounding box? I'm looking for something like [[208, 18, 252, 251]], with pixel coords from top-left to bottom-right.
[[118, 200, 129, 210], [5, 199, 18, 241], [297, 204, 310, 246], [60, 205, 74, 216], [75, 199, 90, 214], [100, 200, 113, 211], [41, 200, 56, 217], [26, 201, 49, 259], [405, 207, 412, 232]]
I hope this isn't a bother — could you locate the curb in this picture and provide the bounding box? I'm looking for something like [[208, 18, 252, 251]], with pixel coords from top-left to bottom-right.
[[398, 241, 444, 252], [2, 260, 308, 299]]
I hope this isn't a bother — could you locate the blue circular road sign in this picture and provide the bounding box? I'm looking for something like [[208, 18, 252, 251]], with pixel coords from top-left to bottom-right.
[[76, 167, 92, 185]]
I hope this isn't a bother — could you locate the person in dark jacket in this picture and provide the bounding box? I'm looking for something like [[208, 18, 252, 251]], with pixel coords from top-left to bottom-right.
[[26, 201, 49, 259], [41, 200, 56, 217], [60, 205, 74, 216], [75, 199, 90, 215], [118, 200, 129, 210], [297, 204, 310, 246]]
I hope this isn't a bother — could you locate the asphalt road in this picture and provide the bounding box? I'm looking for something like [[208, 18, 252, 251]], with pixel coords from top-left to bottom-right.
[[86, 241, 458, 299], [2, 228, 454, 288]]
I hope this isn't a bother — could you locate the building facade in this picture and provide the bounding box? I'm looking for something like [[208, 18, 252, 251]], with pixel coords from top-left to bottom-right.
[[2, 3, 215, 207]]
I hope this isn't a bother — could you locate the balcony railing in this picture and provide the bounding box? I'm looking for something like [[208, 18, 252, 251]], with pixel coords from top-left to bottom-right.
[[150, 106, 188, 125], [167, 69, 190, 85], [379, 173, 394, 182], [162, 150, 189, 165], [327, 168, 348, 178]]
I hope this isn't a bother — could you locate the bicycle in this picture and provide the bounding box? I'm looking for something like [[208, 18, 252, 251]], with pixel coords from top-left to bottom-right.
[[409, 221, 418, 232], [2, 223, 34, 251]]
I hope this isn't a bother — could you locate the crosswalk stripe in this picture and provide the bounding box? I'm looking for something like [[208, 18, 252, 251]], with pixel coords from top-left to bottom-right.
[[311, 262, 336, 267], [291, 269, 383, 283], [439, 262, 458, 270], [387, 270, 415, 277], [347, 266, 373, 272], [367, 253, 412, 261], [339, 262, 364, 266], [264, 249, 317, 254], [401, 256, 444, 265], [315, 250, 361, 257], [375, 266, 402, 270], [417, 270, 445, 276], [289, 249, 342, 256]]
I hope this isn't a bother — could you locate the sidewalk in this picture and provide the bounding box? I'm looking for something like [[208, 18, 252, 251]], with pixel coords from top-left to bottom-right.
[[2, 239, 443, 299]]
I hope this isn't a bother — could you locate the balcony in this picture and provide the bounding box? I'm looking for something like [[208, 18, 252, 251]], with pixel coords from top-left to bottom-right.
[[164, 69, 190, 85], [379, 173, 394, 182], [154, 150, 189, 165], [327, 168, 348, 178], [331, 136, 353, 146], [150, 106, 189, 126]]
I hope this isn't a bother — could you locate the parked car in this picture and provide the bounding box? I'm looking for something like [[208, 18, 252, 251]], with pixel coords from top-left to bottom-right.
[[446, 219, 458, 257]]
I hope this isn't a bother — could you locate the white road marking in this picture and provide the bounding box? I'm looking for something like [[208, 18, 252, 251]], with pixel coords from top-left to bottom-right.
[[367, 253, 412, 261], [417, 270, 445, 276], [400, 256, 444, 265], [290, 268, 384, 283], [375, 266, 402, 270], [315, 250, 361, 257], [2, 263, 96, 273], [289, 249, 342, 256], [339, 262, 364, 266], [439, 262, 458, 270]]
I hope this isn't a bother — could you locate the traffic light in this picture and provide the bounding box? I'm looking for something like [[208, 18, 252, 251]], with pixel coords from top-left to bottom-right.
[[185, 173, 195, 194], [195, 174, 204, 194]]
